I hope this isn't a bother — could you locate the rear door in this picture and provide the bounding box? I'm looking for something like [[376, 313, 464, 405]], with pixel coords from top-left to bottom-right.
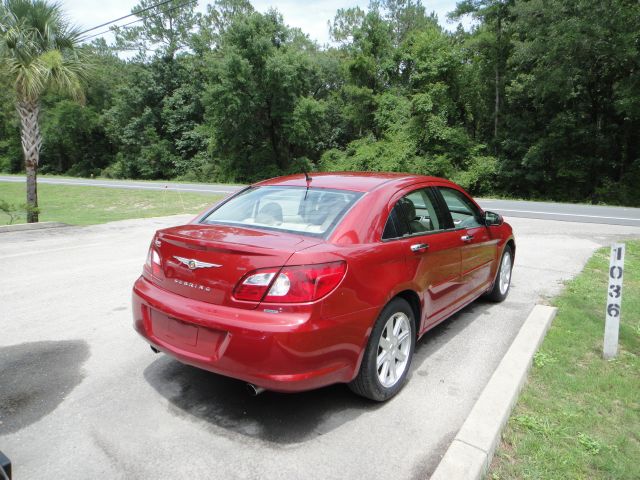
[[433, 186, 498, 302], [383, 186, 463, 331]]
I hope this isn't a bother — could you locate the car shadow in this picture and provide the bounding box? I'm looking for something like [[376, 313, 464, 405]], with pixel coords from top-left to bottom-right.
[[143, 298, 494, 446], [143, 356, 383, 445]]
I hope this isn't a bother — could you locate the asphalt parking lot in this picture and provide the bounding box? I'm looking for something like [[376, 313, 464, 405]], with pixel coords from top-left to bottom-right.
[[1, 215, 639, 479]]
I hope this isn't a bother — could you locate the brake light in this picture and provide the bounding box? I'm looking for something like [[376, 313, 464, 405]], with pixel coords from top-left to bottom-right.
[[233, 262, 346, 303], [233, 267, 280, 302], [145, 244, 162, 277]]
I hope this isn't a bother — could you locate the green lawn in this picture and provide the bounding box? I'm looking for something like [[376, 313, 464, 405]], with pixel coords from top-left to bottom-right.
[[0, 182, 222, 225], [490, 241, 640, 479]]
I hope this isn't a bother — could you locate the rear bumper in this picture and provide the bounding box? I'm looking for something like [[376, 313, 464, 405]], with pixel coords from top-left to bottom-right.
[[132, 276, 376, 392]]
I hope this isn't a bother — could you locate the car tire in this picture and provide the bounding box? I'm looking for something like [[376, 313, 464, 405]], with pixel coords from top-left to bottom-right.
[[349, 298, 416, 401], [485, 245, 513, 302]]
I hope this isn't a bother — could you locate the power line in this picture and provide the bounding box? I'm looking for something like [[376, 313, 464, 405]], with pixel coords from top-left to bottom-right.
[[79, 0, 198, 42], [81, 16, 146, 41], [78, 0, 180, 35]]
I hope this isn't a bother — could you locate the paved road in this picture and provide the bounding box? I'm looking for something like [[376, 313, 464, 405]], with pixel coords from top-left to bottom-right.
[[2, 175, 640, 226], [0, 175, 241, 195], [2, 215, 639, 479]]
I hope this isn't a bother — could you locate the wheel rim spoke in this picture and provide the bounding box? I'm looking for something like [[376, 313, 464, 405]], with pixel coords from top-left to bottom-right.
[[379, 336, 392, 351], [388, 358, 396, 383], [380, 359, 390, 381], [377, 350, 388, 367], [392, 315, 402, 336], [397, 330, 410, 344], [376, 312, 412, 388]]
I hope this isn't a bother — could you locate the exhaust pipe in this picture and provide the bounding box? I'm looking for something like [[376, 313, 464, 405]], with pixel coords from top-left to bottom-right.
[[246, 383, 266, 396], [150, 345, 160, 354]]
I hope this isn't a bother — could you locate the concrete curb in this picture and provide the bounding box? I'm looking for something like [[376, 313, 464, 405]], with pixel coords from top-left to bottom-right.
[[0, 221, 70, 233], [430, 304, 558, 480]]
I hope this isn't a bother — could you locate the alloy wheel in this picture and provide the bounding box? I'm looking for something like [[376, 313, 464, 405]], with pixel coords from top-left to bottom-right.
[[499, 251, 512, 295], [376, 312, 412, 388]]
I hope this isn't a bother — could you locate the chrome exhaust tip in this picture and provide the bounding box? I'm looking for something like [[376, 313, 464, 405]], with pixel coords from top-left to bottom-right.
[[246, 383, 266, 396]]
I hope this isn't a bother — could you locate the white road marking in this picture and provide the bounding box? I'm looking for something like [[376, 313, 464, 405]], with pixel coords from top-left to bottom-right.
[[495, 208, 640, 222]]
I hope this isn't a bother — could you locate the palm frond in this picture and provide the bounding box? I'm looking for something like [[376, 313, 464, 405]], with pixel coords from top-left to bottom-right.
[[0, 0, 90, 102]]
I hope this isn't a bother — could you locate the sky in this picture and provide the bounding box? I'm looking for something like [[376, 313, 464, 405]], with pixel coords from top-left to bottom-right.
[[63, 0, 465, 46]]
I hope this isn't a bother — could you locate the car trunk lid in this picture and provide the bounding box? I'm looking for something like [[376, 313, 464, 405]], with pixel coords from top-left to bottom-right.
[[149, 224, 320, 309]]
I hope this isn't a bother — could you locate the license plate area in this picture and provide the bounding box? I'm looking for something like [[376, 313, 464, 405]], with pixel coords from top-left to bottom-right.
[[149, 309, 229, 360], [166, 317, 198, 346]]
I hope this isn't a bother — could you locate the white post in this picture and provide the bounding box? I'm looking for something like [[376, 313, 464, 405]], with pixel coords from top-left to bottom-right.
[[603, 243, 625, 360]]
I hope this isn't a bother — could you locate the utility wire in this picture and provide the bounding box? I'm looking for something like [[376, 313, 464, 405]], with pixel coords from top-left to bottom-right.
[[78, 0, 179, 35], [79, 0, 198, 42], [81, 16, 146, 41]]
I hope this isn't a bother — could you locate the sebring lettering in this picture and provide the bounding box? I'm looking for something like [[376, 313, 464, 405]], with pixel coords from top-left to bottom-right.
[[174, 279, 211, 292]]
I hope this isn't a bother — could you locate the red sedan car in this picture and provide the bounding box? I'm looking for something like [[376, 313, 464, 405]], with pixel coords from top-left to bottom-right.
[[132, 173, 514, 401]]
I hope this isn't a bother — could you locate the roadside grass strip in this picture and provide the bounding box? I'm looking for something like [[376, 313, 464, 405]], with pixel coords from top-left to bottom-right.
[[0, 183, 221, 225], [490, 241, 640, 479]]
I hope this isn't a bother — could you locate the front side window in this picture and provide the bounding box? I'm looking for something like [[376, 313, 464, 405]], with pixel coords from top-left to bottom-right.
[[382, 188, 445, 240], [201, 186, 362, 237], [438, 187, 483, 229]]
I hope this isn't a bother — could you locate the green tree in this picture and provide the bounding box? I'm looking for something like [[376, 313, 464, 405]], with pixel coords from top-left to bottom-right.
[[501, 0, 640, 204], [192, 0, 254, 54], [114, 0, 197, 60], [329, 6, 365, 44], [0, 0, 89, 222], [382, 0, 434, 46], [449, 1, 513, 144], [40, 99, 110, 176], [0, 70, 21, 172], [101, 62, 179, 179], [107, 1, 207, 180], [203, 10, 330, 181]]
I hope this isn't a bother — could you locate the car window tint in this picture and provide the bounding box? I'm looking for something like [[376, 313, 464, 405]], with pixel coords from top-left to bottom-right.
[[382, 208, 398, 239], [383, 188, 443, 239], [438, 187, 483, 228], [382, 202, 411, 240], [201, 186, 362, 237]]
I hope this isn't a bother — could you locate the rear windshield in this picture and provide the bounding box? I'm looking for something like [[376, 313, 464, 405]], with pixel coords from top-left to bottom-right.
[[201, 186, 363, 237]]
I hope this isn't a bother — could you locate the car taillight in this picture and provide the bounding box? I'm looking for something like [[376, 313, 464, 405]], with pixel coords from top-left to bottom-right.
[[233, 261, 346, 303], [145, 245, 162, 277], [233, 267, 280, 302]]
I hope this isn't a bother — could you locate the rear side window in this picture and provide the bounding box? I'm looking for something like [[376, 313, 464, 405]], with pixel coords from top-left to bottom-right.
[[438, 187, 483, 228], [382, 202, 410, 239], [201, 186, 362, 237], [382, 188, 446, 240]]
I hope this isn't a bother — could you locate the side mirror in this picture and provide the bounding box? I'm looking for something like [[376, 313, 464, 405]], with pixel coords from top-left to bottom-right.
[[484, 211, 503, 226]]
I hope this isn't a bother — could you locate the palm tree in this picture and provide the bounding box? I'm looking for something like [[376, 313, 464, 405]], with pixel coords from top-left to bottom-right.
[[0, 0, 89, 222]]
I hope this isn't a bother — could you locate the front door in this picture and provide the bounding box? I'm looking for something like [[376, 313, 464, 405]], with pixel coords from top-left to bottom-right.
[[434, 186, 498, 302]]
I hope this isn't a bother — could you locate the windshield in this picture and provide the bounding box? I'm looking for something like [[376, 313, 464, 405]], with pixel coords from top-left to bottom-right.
[[201, 186, 363, 237]]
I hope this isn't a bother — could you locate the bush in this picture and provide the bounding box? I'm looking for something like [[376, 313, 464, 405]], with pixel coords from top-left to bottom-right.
[[0, 200, 38, 225], [452, 154, 498, 196]]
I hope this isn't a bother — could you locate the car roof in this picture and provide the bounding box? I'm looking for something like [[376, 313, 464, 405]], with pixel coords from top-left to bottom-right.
[[253, 172, 452, 193]]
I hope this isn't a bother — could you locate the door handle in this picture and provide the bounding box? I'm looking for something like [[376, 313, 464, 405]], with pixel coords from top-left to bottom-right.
[[410, 243, 429, 252], [461, 234, 474, 242]]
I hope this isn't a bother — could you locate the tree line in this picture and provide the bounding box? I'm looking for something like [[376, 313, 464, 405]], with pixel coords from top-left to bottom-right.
[[1, 0, 639, 207]]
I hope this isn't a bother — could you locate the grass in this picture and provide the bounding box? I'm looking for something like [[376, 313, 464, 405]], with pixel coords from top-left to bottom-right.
[[0, 182, 222, 225], [490, 241, 640, 480]]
